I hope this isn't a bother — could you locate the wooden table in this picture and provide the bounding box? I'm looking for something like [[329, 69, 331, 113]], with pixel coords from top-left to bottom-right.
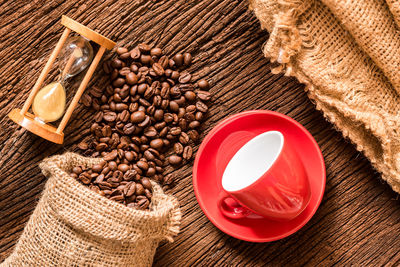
[[1, 1, 400, 266]]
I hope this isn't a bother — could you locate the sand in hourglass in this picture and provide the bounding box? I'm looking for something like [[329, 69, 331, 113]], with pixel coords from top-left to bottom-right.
[[32, 82, 66, 122]]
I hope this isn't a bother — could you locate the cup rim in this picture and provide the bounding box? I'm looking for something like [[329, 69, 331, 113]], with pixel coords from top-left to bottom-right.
[[221, 130, 284, 193]]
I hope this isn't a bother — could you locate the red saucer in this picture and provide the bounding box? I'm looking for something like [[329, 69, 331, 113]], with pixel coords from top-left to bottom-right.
[[193, 110, 326, 242]]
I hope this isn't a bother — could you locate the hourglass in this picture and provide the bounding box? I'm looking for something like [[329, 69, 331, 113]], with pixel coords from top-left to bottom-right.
[[8, 16, 115, 144]]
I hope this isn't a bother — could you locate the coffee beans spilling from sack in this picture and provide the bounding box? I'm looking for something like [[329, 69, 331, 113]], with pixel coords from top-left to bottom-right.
[[72, 44, 211, 209]]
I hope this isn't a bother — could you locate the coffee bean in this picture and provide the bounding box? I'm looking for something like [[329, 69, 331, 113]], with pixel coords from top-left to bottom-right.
[[183, 146, 193, 160], [126, 72, 138, 85], [183, 52, 192, 66], [184, 91, 196, 102], [77, 141, 89, 150], [150, 47, 163, 57], [81, 93, 92, 107], [171, 71, 180, 80], [179, 132, 190, 144], [174, 143, 184, 154], [113, 78, 125, 88], [189, 120, 200, 129], [150, 139, 164, 150], [142, 177, 152, 190], [125, 182, 136, 197], [118, 164, 130, 172], [111, 59, 123, 69], [188, 130, 199, 142], [104, 150, 118, 161], [196, 90, 211, 101], [72, 166, 83, 175], [179, 71, 191, 83], [92, 164, 103, 173], [137, 161, 149, 171], [138, 43, 152, 53], [168, 155, 182, 165], [169, 101, 179, 112], [136, 183, 145, 195], [198, 79, 210, 90], [130, 111, 146, 123], [141, 54, 152, 65], [196, 100, 208, 112], [195, 111, 204, 121], [170, 127, 182, 136], [158, 55, 169, 69], [130, 47, 141, 59], [152, 63, 164, 76], [103, 111, 117, 122], [173, 53, 184, 66], [119, 67, 131, 76], [117, 47, 128, 55]]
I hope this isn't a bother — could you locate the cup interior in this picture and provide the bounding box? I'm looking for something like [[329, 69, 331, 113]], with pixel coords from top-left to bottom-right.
[[222, 131, 283, 192]]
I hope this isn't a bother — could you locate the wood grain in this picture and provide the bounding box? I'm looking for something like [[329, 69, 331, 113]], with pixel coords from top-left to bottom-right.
[[1, 0, 400, 266]]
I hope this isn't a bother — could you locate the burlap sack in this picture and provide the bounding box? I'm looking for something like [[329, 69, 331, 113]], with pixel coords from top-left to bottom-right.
[[249, 0, 400, 192], [1, 152, 181, 267]]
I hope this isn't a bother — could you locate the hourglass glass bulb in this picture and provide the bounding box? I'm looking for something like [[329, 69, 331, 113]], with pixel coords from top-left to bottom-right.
[[60, 36, 93, 80], [32, 36, 94, 122]]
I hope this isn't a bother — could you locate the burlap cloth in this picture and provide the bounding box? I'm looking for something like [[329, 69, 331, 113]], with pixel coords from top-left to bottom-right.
[[250, 0, 400, 193], [1, 153, 181, 267]]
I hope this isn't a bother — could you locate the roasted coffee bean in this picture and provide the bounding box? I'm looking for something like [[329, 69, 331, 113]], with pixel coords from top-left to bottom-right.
[[178, 71, 191, 83], [150, 47, 163, 57], [130, 111, 146, 123], [198, 79, 210, 90], [123, 123, 135, 135], [113, 78, 125, 88], [196, 100, 208, 112], [169, 101, 179, 112], [183, 146, 193, 160], [184, 91, 196, 102], [170, 127, 181, 136], [195, 111, 204, 121], [158, 55, 169, 69], [168, 155, 182, 165], [92, 164, 103, 173], [81, 93, 92, 107], [130, 47, 141, 59], [111, 58, 123, 69], [136, 183, 145, 195], [196, 90, 211, 101], [72, 166, 83, 175], [117, 47, 128, 55], [138, 115, 151, 127], [118, 164, 130, 172], [179, 132, 190, 144], [150, 138, 164, 150], [173, 53, 184, 66], [188, 129, 199, 142], [138, 43, 152, 53], [126, 72, 138, 85], [137, 160, 149, 171], [77, 141, 89, 150], [104, 150, 118, 161], [171, 71, 180, 80], [186, 105, 196, 113], [119, 66, 131, 76], [94, 111, 103, 122], [189, 120, 200, 129], [152, 63, 164, 76], [183, 52, 192, 66], [140, 54, 152, 65], [103, 111, 117, 122], [174, 142, 184, 154]]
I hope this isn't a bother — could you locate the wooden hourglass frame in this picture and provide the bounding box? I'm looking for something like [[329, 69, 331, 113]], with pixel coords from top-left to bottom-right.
[[8, 16, 115, 144]]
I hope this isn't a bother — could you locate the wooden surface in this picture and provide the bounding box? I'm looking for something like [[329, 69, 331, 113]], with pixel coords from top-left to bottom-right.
[[1, 1, 400, 266]]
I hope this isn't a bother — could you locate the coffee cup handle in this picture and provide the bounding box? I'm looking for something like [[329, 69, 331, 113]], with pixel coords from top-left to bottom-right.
[[218, 192, 252, 219]]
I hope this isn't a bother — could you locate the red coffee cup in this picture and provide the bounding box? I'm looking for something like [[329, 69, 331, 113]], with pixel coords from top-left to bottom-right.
[[218, 131, 311, 221]]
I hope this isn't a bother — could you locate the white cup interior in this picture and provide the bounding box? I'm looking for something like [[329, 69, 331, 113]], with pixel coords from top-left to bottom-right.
[[222, 131, 284, 192]]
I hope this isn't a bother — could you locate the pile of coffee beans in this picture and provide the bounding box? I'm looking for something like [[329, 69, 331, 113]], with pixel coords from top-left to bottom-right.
[[72, 43, 211, 209]]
